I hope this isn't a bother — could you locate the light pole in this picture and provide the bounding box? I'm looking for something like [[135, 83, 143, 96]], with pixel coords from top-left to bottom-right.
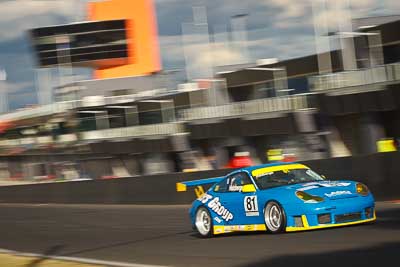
[[0, 68, 8, 114], [182, 6, 213, 81], [311, 0, 333, 74], [230, 13, 250, 64]]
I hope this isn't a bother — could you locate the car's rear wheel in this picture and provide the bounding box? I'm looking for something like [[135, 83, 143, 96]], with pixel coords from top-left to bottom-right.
[[195, 207, 213, 237], [264, 201, 286, 233]]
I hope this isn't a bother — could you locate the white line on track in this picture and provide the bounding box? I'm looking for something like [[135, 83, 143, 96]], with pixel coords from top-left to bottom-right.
[[0, 248, 170, 267]]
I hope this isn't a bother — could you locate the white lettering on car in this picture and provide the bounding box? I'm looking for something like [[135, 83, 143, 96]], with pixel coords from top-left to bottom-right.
[[214, 217, 222, 223], [198, 194, 234, 222], [229, 185, 243, 192], [325, 190, 352, 198], [319, 182, 351, 187], [302, 182, 351, 188], [298, 186, 319, 191], [198, 194, 212, 204]]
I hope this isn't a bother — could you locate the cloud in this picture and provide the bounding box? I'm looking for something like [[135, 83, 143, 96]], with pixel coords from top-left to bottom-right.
[[385, 0, 400, 10], [0, 0, 399, 110], [262, 0, 309, 20], [4, 81, 33, 94], [159, 28, 315, 80], [194, 41, 247, 67], [159, 34, 185, 68], [2, 80, 36, 110], [0, 0, 76, 41]]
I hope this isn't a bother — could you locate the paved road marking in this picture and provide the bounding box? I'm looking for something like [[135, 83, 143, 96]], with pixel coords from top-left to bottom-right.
[[0, 248, 170, 267]]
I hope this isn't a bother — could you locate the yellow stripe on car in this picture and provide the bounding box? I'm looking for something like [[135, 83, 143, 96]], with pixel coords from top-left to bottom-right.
[[286, 213, 376, 232], [301, 215, 310, 228], [252, 164, 309, 177], [213, 224, 267, 235], [213, 212, 375, 234]]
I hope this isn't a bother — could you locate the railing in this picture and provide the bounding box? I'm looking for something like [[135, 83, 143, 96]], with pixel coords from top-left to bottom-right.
[[80, 122, 185, 140], [0, 89, 168, 122], [179, 94, 314, 121], [0, 122, 185, 148], [309, 63, 400, 92], [0, 101, 81, 122]]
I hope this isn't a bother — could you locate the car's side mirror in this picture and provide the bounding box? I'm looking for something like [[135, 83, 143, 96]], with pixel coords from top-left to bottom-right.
[[242, 184, 256, 193]]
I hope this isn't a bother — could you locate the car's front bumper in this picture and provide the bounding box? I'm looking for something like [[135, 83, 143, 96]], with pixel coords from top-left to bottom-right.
[[286, 212, 376, 232], [285, 194, 376, 232]]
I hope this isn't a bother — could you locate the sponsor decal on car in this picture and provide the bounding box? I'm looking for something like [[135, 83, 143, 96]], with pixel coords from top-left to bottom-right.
[[198, 194, 234, 222], [298, 185, 320, 191], [302, 182, 351, 188], [214, 217, 222, 223], [244, 196, 259, 216], [229, 185, 243, 192], [325, 190, 352, 198]]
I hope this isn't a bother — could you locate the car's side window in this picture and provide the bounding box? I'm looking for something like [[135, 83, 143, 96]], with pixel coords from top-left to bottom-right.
[[214, 177, 229, 193], [214, 172, 253, 193], [227, 172, 253, 192]]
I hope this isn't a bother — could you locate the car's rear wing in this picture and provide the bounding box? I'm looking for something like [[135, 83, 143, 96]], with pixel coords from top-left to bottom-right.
[[176, 176, 224, 192]]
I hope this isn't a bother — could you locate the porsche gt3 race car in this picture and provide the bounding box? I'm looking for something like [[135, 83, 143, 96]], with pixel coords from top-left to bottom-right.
[[176, 162, 376, 237]]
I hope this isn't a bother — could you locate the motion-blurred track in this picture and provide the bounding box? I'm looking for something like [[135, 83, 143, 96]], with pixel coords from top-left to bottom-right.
[[0, 202, 399, 267]]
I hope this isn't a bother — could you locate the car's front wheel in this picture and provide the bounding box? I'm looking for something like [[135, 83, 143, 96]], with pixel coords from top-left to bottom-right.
[[264, 201, 286, 233], [195, 206, 213, 237]]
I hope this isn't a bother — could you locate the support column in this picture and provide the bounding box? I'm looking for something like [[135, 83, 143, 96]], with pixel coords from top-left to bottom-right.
[[359, 113, 386, 154], [95, 111, 110, 130], [368, 31, 384, 67]]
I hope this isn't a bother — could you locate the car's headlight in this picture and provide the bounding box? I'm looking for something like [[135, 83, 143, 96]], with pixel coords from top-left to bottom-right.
[[295, 191, 324, 203], [356, 183, 369, 196]]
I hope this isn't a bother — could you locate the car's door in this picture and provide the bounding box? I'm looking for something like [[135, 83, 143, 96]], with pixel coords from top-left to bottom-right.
[[213, 171, 261, 225]]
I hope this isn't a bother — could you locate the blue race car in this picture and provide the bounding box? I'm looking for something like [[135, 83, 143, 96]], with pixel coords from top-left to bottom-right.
[[176, 162, 375, 237]]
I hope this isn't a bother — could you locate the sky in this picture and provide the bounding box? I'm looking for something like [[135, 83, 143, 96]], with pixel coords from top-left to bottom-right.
[[0, 0, 399, 110]]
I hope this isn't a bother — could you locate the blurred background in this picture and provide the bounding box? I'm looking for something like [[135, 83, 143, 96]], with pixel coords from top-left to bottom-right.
[[0, 0, 400, 183]]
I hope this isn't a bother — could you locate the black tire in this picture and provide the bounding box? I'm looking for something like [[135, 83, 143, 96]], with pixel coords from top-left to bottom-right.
[[195, 206, 214, 238], [263, 201, 287, 233]]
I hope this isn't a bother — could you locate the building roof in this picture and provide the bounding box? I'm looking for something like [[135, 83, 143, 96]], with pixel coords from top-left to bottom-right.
[[217, 51, 343, 88]]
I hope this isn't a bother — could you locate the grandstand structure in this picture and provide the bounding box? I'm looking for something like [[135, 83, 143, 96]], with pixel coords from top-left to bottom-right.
[[0, 2, 400, 179]]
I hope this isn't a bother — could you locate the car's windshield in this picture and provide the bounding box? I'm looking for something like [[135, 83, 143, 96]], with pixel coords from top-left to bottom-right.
[[252, 168, 324, 190]]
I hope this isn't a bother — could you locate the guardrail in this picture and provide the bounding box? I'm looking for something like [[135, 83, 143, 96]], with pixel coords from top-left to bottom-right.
[[81, 122, 185, 140], [309, 63, 400, 92], [0, 122, 185, 148], [0, 101, 80, 122], [179, 94, 314, 121], [0, 89, 168, 123]]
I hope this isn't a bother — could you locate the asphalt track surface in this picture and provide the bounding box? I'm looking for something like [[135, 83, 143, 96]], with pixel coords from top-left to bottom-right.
[[0, 202, 399, 267]]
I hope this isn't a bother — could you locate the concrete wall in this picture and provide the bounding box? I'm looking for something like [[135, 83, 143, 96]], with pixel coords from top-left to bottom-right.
[[0, 152, 399, 204]]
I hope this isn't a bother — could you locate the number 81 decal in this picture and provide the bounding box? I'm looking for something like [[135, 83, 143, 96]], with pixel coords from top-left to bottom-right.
[[244, 196, 259, 216]]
